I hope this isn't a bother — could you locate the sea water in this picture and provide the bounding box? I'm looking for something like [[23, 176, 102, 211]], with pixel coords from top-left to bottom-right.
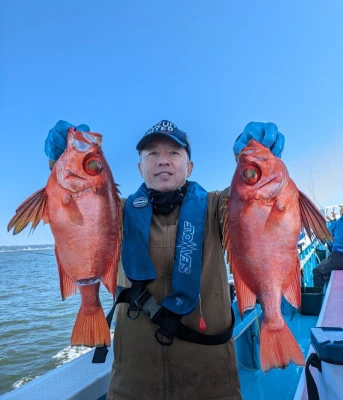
[[0, 245, 115, 396]]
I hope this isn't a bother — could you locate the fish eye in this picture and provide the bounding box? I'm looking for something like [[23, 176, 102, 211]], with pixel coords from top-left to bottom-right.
[[241, 165, 261, 184], [83, 154, 103, 176]]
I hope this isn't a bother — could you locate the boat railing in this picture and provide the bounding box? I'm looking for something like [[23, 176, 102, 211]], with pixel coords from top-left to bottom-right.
[[299, 237, 327, 287], [0, 341, 113, 400]]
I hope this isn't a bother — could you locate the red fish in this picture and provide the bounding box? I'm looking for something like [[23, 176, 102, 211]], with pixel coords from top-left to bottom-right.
[[8, 129, 122, 347], [223, 140, 332, 372]]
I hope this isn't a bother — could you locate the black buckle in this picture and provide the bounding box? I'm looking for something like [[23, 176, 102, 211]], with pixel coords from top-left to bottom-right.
[[135, 289, 162, 320], [127, 305, 140, 320]]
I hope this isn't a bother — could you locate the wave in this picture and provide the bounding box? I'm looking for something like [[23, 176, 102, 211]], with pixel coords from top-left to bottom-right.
[[53, 345, 93, 365], [52, 327, 115, 366], [11, 376, 38, 391]]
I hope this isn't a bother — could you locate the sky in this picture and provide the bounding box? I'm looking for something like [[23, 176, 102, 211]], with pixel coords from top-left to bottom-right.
[[1, 1, 342, 246]]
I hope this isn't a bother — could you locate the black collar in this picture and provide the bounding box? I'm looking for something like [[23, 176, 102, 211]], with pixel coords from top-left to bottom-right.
[[148, 182, 189, 215]]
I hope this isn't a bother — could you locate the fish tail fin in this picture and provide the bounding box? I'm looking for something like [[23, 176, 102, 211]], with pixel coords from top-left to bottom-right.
[[260, 321, 305, 372], [71, 301, 110, 347]]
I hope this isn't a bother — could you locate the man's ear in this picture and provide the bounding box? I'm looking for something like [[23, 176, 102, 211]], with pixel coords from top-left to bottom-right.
[[138, 161, 143, 177], [187, 160, 194, 177]]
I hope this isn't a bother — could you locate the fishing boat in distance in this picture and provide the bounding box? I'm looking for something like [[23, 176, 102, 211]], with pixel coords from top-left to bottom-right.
[[1, 207, 342, 400]]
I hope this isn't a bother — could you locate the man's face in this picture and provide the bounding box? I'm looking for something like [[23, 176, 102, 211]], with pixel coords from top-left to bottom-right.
[[138, 137, 193, 192]]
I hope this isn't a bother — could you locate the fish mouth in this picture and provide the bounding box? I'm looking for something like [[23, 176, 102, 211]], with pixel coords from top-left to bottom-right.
[[65, 169, 86, 180], [77, 278, 100, 286]]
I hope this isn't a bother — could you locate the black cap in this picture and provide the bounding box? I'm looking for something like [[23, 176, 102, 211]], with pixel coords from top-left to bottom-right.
[[136, 120, 191, 159]]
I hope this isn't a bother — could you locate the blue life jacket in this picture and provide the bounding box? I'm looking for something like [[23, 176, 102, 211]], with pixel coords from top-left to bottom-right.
[[122, 181, 208, 315]]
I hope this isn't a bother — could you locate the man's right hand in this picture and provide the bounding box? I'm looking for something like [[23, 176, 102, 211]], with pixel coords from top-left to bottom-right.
[[44, 120, 90, 162]]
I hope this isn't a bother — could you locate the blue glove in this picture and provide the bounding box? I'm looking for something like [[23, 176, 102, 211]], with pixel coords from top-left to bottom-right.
[[233, 122, 285, 159], [44, 120, 90, 161]]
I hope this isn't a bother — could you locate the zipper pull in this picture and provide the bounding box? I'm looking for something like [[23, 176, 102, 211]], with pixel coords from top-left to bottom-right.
[[199, 316, 207, 332], [198, 294, 207, 332]]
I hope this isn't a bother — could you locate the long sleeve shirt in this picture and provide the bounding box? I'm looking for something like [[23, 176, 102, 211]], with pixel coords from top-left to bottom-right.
[[329, 215, 343, 253]]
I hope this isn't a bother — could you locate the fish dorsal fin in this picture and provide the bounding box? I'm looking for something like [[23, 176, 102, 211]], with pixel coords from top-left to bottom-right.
[[55, 245, 78, 300], [7, 188, 49, 235], [298, 190, 333, 244]]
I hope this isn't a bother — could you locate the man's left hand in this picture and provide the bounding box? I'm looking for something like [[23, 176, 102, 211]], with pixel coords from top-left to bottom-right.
[[233, 122, 285, 159]]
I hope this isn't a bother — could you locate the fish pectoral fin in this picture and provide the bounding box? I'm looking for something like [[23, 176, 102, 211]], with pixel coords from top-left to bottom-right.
[[55, 246, 78, 300], [7, 188, 49, 235], [299, 190, 333, 244], [264, 200, 287, 232], [233, 270, 256, 316], [283, 258, 301, 309], [62, 196, 84, 226]]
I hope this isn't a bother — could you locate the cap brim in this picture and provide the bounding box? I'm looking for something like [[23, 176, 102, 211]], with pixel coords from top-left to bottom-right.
[[136, 133, 187, 151]]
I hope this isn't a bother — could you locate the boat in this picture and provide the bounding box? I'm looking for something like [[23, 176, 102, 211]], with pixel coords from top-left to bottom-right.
[[1, 219, 342, 400]]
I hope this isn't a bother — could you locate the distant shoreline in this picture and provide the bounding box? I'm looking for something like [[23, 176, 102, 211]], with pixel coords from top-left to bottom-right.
[[0, 244, 54, 248]]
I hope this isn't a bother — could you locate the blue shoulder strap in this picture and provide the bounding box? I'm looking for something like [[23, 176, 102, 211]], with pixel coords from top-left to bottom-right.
[[122, 181, 208, 315]]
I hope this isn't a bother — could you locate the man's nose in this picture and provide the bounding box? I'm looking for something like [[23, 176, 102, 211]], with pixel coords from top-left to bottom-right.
[[157, 156, 171, 165]]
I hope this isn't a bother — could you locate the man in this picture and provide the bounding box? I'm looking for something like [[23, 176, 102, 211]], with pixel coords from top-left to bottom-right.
[[45, 119, 284, 400], [313, 205, 343, 289]]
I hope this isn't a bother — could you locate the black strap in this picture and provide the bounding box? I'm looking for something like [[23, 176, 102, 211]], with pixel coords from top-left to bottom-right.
[[92, 282, 146, 363], [151, 305, 235, 346], [92, 345, 109, 363], [128, 283, 235, 346], [305, 353, 322, 400], [92, 299, 117, 363]]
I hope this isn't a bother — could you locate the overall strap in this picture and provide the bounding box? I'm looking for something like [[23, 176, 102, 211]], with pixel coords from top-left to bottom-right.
[[92, 281, 146, 363], [121, 282, 235, 346]]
